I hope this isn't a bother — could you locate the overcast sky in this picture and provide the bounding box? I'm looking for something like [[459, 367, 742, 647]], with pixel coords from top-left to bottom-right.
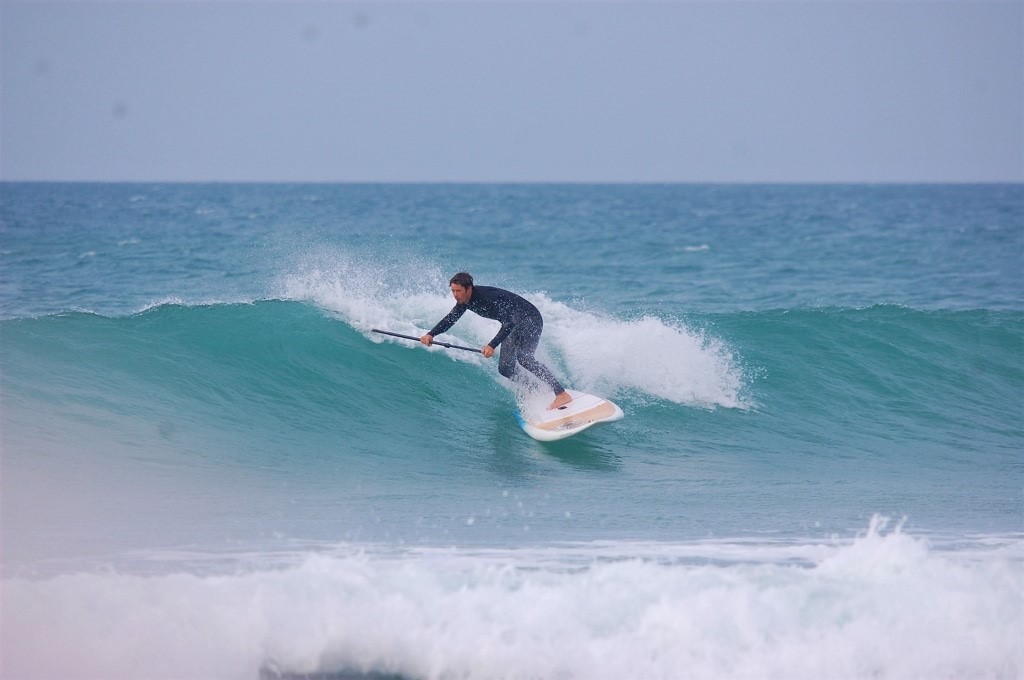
[[1, 1, 1021, 183]]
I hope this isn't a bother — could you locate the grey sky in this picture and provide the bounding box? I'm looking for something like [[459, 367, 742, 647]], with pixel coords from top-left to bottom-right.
[[1, 1, 1021, 182]]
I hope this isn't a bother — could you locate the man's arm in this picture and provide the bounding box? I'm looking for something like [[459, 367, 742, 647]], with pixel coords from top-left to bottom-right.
[[427, 304, 468, 339], [488, 321, 515, 349]]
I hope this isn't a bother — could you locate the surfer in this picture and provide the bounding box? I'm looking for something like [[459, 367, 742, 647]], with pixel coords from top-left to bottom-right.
[[421, 272, 572, 410]]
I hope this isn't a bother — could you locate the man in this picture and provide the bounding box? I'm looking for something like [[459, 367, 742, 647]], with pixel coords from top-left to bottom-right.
[[421, 272, 572, 410]]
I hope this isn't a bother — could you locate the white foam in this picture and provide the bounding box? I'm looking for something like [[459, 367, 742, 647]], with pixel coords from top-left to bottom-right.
[[3, 519, 1021, 680], [277, 252, 747, 408], [131, 297, 258, 315], [534, 294, 746, 408]]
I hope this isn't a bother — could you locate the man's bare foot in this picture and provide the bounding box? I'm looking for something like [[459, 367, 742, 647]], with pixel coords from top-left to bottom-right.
[[547, 391, 573, 410]]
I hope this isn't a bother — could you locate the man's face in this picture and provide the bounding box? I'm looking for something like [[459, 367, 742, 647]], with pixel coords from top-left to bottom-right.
[[450, 283, 472, 305]]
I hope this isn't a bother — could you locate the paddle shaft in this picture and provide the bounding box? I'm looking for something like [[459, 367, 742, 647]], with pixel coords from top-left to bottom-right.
[[371, 329, 482, 354]]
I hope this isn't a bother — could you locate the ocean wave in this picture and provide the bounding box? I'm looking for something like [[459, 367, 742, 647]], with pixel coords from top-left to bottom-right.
[[279, 254, 750, 409], [2, 300, 1019, 449]]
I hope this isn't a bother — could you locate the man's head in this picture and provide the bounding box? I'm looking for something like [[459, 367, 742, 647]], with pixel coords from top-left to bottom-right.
[[449, 272, 473, 304]]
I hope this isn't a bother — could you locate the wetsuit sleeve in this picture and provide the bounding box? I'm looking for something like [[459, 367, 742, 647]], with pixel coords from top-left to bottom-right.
[[428, 304, 468, 337], [489, 323, 514, 348]]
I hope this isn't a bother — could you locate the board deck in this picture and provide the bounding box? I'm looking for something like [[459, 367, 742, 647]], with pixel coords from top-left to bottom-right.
[[516, 390, 624, 441]]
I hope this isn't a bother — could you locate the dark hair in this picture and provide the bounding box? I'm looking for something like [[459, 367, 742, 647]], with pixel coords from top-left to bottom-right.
[[449, 272, 474, 288]]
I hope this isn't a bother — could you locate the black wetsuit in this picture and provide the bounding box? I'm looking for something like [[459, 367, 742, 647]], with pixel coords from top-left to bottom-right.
[[429, 285, 565, 395]]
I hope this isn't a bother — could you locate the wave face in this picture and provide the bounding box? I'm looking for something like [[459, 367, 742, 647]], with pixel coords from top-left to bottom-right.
[[1, 182, 1021, 679], [2, 300, 1019, 560]]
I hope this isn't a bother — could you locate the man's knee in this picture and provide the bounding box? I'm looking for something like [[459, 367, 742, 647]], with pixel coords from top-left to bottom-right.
[[498, 360, 517, 379]]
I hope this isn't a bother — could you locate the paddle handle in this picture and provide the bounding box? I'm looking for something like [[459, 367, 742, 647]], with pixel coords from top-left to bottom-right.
[[371, 329, 482, 354]]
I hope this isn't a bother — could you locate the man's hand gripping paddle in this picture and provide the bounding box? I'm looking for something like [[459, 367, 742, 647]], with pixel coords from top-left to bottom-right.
[[371, 329, 482, 354]]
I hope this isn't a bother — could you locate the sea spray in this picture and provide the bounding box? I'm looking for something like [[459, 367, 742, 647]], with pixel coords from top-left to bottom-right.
[[280, 256, 747, 409], [537, 294, 747, 408]]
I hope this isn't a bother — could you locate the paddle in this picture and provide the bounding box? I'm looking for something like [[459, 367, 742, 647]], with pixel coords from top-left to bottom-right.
[[371, 329, 482, 354]]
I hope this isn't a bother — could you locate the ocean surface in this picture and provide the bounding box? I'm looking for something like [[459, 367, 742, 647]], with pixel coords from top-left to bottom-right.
[[1, 182, 1022, 679]]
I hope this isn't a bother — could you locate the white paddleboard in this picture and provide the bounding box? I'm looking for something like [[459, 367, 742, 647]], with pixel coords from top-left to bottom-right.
[[515, 389, 624, 441]]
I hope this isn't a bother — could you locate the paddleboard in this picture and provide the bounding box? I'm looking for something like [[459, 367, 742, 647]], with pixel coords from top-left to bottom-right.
[[515, 390, 624, 441]]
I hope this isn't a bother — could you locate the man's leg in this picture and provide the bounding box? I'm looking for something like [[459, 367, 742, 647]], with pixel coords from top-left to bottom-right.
[[511, 319, 570, 408], [497, 332, 521, 382]]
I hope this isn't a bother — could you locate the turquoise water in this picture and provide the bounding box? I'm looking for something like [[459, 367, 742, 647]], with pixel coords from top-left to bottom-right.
[[1, 183, 1022, 679]]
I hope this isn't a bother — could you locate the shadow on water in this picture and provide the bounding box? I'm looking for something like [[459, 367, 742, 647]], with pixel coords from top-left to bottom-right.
[[530, 434, 622, 471], [482, 402, 623, 477], [475, 391, 626, 481]]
